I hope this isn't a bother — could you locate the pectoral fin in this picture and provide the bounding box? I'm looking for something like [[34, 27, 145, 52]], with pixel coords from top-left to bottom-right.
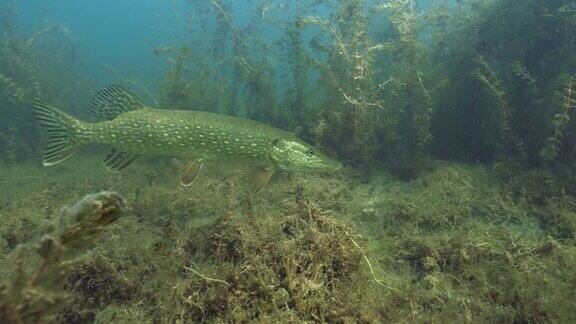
[[181, 160, 204, 186], [247, 166, 274, 194]]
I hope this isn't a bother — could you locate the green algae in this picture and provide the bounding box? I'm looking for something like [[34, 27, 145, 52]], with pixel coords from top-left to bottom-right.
[[0, 157, 575, 322]]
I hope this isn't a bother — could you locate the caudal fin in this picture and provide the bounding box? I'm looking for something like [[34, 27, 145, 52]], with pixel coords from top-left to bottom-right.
[[32, 99, 81, 166]]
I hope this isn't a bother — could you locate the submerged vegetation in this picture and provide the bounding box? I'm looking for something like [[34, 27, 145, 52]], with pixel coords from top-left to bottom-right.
[[0, 191, 126, 323], [1, 0, 576, 322], [1, 159, 575, 322], [0, 1, 91, 165]]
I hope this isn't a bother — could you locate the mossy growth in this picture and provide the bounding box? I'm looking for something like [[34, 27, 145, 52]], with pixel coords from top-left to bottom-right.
[[353, 163, 530, 232], [391, 232, 576, 323], [1, 157, 575, 322], [172, 192, 379, 322]]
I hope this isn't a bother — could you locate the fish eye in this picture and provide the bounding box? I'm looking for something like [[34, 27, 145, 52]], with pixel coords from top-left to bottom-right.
[[272, 138, 280, 146], [307, 149, 315, 156]]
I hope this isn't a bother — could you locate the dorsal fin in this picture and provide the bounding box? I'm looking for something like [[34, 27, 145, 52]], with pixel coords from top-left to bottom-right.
[[91, 85, 144, 120]]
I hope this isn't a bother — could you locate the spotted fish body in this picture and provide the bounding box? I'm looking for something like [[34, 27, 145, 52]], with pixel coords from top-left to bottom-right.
[[32, 85, 341, 191], [84, 108, 292, 164]]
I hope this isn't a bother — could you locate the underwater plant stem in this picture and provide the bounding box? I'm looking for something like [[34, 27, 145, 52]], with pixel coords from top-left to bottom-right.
[[559, 77, 574, 126], [211, 0, 247, 48], [417, 72, 431, 98], [546, 75, 576, 158], [184, 266, 230, 286], [127, 78, 159, 106], [27, 259, 49, 288], [329, 25, 349, 60], [346, 231, 405, 296]]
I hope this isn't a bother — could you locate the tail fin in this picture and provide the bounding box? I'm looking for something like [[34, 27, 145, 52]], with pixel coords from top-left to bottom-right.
[[32, 99, 81, 166]]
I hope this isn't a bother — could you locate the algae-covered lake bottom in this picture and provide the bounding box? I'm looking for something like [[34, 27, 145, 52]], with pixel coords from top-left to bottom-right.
[[1, 154, 575, 322]]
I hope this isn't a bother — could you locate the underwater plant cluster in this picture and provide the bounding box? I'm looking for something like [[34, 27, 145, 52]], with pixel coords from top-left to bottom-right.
[[1, 0, 576, 322]]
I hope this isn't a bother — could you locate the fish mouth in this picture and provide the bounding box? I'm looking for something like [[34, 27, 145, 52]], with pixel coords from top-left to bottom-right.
[[329, 163, 343, 172], [314, 160, 343, 172], [273, 158, 343, 172]]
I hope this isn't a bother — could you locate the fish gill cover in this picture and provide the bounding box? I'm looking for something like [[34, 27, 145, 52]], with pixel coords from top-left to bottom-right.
[[0, 0, 576, 322]]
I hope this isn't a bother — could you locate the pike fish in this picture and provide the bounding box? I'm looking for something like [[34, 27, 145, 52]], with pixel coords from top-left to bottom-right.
[[32, 85, 341, 192]]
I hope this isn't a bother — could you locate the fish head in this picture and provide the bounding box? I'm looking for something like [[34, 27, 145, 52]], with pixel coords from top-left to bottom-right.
[[268, 138, 342, 172]]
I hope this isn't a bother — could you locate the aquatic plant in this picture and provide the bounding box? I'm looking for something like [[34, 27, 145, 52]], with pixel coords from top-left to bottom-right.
[[222, 0, 281, 125], [0, 1, 91, 164], [157, 45, 193, 108], [432, 0, 576, 168], [372, 0, 452, 171], [0, 191, 126, 323], [277, 0, 451, 172], [284, 2, 307, 130], [294, 0, 387, 165], [472, 56, 514, 157], [211, 0, 239, 116], [542, 74, 576, 161]]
